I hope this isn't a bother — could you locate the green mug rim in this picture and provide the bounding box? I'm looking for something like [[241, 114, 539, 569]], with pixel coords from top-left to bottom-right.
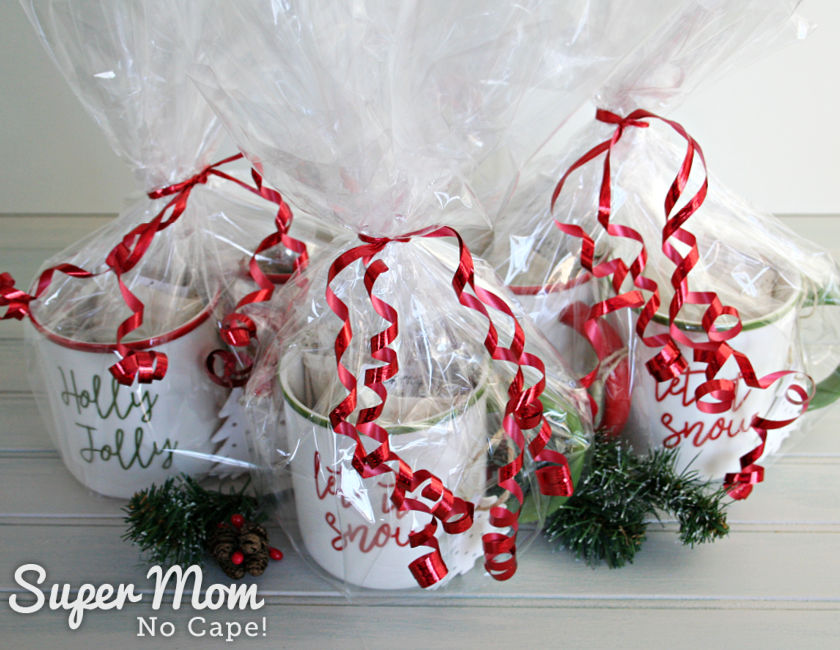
[[280, 355, 489, 435], [647, 281, 840, 411], [648, 280, 801, 333]]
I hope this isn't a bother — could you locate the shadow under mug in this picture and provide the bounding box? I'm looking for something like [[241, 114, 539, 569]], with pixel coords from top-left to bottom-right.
[[280, 357, 489, 590], [624, 279, 840, 479], [29, 292, 226, 498]]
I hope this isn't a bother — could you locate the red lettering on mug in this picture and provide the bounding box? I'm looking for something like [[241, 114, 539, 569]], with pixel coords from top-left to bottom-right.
[[655, 368, 751, 411], [313, 451, 352, 509], [656, 368, 755, 449], [661, 412, 754, 449], [314, 451, 413, 555]]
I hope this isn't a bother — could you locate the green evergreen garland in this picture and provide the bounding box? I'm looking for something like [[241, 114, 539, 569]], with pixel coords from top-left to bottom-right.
[[544, 433, 729, 568], [122, 439, 728, 572], [122, 474, 261, 567]]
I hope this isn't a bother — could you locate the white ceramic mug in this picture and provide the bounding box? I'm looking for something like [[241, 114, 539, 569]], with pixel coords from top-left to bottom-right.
[[29, 294, 227, 498], [624, 280, 840, 479], [511, 281, 592, 359], [510, 275, 633, 436], [281, 358, 489, 590]]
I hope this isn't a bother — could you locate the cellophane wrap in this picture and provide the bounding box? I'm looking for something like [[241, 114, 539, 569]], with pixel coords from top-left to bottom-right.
[[488, 0, 840, 490], [189, 0, 675, 591], [14, 0, 318, 498], [238, 235, 590, 591], [586, 124, 840, 484]]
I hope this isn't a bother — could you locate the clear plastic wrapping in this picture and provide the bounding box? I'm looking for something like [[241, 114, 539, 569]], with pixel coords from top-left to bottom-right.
[[603, 127, 840, 482], [488, 0, 840, 490], [241, 235, 591, 590], [8, 0, 318, 497], [187, 0, 676, 590]]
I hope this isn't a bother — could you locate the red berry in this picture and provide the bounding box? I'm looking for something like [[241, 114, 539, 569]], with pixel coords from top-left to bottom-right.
[[269, 547, 284, 561], [231, 513, 245, 528], [217, 522, 226, 529], [231, 550, 245, 566]]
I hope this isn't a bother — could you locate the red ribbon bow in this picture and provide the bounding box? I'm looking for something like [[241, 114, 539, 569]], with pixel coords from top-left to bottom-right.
[[105, 154, 258, 385], [325, 225, 573, 588], [1, 272, 34, 321], [3, 154, 306, 389], [2, 266, 96, 322], [206, 164, 309, 388], [552, 108, 812, 498]]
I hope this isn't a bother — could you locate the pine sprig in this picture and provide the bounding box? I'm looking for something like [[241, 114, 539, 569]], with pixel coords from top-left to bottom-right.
[[122, 474, 261, 567], [641, 447, 729, 546], [544, 433, 729, 568]]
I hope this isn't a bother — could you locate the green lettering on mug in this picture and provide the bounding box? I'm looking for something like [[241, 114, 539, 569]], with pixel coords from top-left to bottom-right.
[[77, 422, 177, 470], [58, 366, 158, 422]]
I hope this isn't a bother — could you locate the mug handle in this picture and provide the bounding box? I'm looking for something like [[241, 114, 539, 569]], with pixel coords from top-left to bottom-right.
[[802, 287, 840, 411], [557, 302, 632, 436]]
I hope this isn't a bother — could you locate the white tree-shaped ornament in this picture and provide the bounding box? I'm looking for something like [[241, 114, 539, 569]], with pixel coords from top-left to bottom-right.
[[209, 388, 255, 478]]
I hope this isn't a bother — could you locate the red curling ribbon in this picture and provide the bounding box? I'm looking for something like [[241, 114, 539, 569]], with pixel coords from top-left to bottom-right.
[[2, 153, 306, 388], [116, 154, 307, 386], [646, 339, 688, 382], [725, 383, 811, 499], [105, 152, 267, 385], [551, 108, 814, 495], [556, 301, 632, 437], [2, 257, 168, 390], [94, 153, 249, 384], [206, 167, 309, 389], [325, 225, 573, 588], [205, 349, 253, 388], [2, 265, 95, 321], [110, 349, 168, 384], [509, 278, 632, 436]]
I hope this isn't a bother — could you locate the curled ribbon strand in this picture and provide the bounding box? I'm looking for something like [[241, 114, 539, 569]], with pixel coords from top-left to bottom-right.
[[2, 266, 95, 322], [556, 300, 631, 437], [509, 277, 632, 436], [551, 108, 812, 497], [2, 154, 307, 388], [109, 153, 291, 386], [325, 225, 573, 588], [207, 167, 309, 388]]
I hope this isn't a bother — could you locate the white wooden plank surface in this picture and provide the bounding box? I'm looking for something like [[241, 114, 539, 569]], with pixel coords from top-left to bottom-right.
[[3, 456, 839, 526], [2, 521, 840, 601], [1, 214, 839, 648], [4, 602, 837, 650]]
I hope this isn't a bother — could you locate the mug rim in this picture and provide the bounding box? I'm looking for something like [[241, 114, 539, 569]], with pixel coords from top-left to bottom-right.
[[508, 273, 593, 296], [280, 354, 488, 435], [649, 278, 801, 333], [509, 278, 801, 333], [29, 288, 221, 353]]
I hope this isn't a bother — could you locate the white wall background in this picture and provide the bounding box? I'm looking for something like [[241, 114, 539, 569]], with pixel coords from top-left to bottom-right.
[[0, 0, 838, 215]]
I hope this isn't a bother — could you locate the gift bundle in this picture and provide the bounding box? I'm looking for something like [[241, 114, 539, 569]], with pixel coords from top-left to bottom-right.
[[4, 0, 837, 588], [0, 0, 322, 497], [182, 0, 703, 589], [489, 0, 840, 497]]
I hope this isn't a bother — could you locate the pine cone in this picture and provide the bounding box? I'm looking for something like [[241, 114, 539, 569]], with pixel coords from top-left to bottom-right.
[[218, 557, 247, 580], [239, 522, 270, 576], [207, 524, 238, 559], [207, 524, 243, 579], [206, 520, 272, 579], [239, 522, 268, 554], [245, 551, 269, 577]]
